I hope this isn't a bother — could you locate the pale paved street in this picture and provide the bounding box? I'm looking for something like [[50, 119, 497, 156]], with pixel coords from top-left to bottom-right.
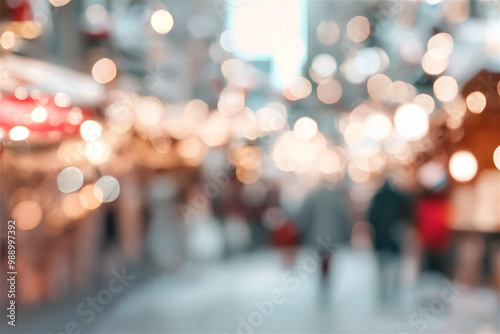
[[14, 248, 499, 334]]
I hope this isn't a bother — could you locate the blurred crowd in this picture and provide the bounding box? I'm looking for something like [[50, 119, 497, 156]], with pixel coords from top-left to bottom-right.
[[0, 0, 499, 332]]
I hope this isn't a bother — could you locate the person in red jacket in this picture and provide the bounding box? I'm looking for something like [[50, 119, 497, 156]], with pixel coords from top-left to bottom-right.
[[266, 207, 300, 268], [416, 189, 452, 275]]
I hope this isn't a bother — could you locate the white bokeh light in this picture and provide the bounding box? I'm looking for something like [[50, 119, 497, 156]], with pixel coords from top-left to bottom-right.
[[394, 104, 429, 141], [9, 126, 30, 141], [449, 151, 478, 182], [80, 120, 102, 142], [57, 166, 84, 193], [151, 9, 174, 35], [31, 106, 48, 123], [293, 117, 318, 141], [417, 161, 447, 189], [366, 114, 392, 140], [94, 176, 120, 203], [493, 146, 500, 171]]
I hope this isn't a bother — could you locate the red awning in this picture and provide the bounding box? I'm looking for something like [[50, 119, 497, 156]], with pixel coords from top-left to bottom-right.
[[0, 94, 95, 144]]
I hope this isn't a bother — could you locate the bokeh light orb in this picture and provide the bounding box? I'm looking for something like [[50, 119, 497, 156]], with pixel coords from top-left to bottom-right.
[[310, 54, 337, 82], [413, 94, 435, 114], [85, 5, 109, 28], [449, 151, 478, 182], [346, 16, 370, 43], [80, 120, 102, 142], [293, 117, 318, 141], [1, 31, 16, 50], [201, 113, 231, 147], [427, 33, 454, 56], [9, 126, 29, 141], [493, 146, 500, 171], [422, 49, 448, 75], [151, 9, 174, 34], [317, 79, 342, 104], [54, 93, 71, 108], [79, 184, 102, 210], [367, 74, 392, 101], [466, 91, 487, 114], [57, 166, 84, 193], [31, 106, 48, 123], [316, 20, 340, 46], [366, 114, 392, 140], [284, 77, 312, 101], [433, 76, 458, 102], [94, 176, 120, 203], [91, 58, 117, 84], [236, 166, 262, 185], [417, 161, 447, 190], [62, 193, 87, 219], [394, 104, 429, 141], [49, 0, 71, 7], [12, 201, 43, 230], [344, 122, 366, 147], [14, 87, 28, 100], [318, 150, 341, 174]]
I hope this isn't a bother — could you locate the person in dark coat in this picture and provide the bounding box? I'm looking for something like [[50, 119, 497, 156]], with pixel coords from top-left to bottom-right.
[[367, 180, 413, 304], [299, 185, 351, 295]]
